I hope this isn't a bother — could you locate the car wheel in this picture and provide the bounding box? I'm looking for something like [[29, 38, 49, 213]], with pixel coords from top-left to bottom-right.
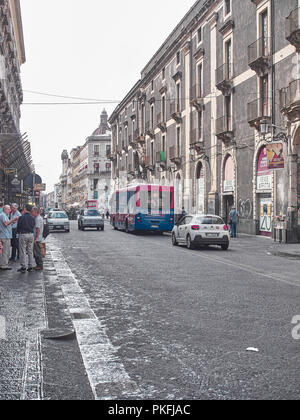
[[78, 224, 81, 230], [101, 227, 104, 231], [82, 226, 85, 231], [221, 243, 229, 251], [172, 233, 178, 246], [186, 235, 195, 250]]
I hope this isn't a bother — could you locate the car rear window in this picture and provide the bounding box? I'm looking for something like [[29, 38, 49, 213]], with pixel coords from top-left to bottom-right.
[[84, 210, 100, 217], [195, 216, 224, 225], [49, 212, 68, 219]]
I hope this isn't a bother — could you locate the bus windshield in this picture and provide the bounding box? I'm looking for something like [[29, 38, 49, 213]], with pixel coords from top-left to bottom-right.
[[139, 188, 173, 214]]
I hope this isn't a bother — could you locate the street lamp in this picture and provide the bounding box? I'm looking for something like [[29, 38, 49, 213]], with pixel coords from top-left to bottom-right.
[[260, 120, 289, 143]]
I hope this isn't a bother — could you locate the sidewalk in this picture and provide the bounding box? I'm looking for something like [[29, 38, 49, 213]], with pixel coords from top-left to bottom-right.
[[0, 250, 93, 400]]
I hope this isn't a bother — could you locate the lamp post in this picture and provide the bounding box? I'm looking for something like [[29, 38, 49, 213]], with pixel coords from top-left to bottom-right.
[[260, 119, 289, 143]]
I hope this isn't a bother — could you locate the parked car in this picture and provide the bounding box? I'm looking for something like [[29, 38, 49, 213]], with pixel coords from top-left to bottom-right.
[[172, 214, 230, 250], [47, 211, 70, 233], [78, 209, 104, 231]]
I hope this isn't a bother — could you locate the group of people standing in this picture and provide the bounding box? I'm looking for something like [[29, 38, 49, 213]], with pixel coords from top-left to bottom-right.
[[0, 203, 44, 273]]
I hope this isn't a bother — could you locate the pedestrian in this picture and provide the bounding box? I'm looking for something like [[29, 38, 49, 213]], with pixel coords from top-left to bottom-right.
[[32, 207, 44, 271], [229, 206, 240, 238], [10, 203, 21, 262], [0, 205, 18, 271], [106, 210, 110, 220], [0, 203, 3, 214], [17, 204, 36, 273]]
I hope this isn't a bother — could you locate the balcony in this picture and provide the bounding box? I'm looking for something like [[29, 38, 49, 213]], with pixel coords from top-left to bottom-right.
[[247, 98, 271, 130], [169, 145, 181, 165], [215, 116, 234, 145], [134, 128, 145, 144], [144, 156, 154, 171], [190, 129, 205, 152], [170, 101, 182, 124], [280, 79, 300, 123], [145, 121, 155, 139], [157, 112, 167, 132], [190, 85, 204, 111], [122, 142, 128, 153], [286, 8, 300, 52], [248, 37, 271, 75], [156, 151, 167, 168], [216, 63, 233, 96]]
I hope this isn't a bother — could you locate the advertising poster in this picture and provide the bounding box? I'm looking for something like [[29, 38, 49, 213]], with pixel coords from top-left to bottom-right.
[[257, 147, 272, 191], [267, 143, 284, 170], [259, 198, 272, 236]]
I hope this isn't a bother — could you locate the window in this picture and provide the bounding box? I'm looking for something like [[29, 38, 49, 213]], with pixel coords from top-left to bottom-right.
[[162, 67, 166, 80], [151, 105, 155, 129], [94, 145, 100, 156], [198, 111, 203, 139], [177, 127, 181, 155], [225, 95, 232, 130], [106, 163, 111, 172], [176, 51, 181, 66], [260, 10, 269, 55], [197, 27, 202, 44], [132, 100, 135, 111], [151, 80, 154, 92], [176, 83, 181, 112], [197, 63, 203, 97], [162, 95, 166, 121], [260, 75, 269, 116], [94, 163, 100, 174], [225, 39, 232, 78], [141, 104, 145, 133], [162, 135, 166, 152], [151, 142, 154, 165], [225, 0, 231, 16]]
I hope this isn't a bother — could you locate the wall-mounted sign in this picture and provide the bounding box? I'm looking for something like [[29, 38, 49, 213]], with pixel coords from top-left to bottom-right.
[[257, 175, 272, 191], [224, 180, 234, 192], [267, 143, 284, 170]]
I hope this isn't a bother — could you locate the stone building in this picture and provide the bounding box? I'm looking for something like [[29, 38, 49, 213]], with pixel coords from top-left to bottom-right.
[[108, 0, 300, 242], [59, 110, 112, 210], [0, 0, 33, 203]]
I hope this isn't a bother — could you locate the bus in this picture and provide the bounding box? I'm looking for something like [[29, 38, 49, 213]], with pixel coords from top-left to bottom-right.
[[110, 184, 174, 233]]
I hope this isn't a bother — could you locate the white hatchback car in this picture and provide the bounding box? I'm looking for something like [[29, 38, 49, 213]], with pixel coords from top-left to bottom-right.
[[172, 214, 230, 250]]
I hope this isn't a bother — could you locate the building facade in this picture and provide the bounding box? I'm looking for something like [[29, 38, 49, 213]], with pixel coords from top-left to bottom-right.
[[60, 110, 112, 210], [0, 0, 33, 204], [109, 0, 300, 242]]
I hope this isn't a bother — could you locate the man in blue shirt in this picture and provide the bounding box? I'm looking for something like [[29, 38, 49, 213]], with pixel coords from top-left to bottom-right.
[[0, 205, 18, 270], [229, 207, 240, 238]]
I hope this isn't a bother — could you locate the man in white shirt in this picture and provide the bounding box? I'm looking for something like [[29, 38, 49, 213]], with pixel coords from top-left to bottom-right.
[[32, 207, 44, 271]]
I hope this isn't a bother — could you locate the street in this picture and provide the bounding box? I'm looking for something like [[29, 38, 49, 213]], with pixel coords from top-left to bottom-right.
[[48, 221, 300, 400]]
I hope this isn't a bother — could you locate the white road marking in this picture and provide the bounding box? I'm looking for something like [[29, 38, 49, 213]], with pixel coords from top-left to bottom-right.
[[49, 240, 141, 400]]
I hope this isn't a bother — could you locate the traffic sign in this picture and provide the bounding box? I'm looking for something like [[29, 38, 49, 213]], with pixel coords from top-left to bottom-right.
[[34, 184, 46, 192]]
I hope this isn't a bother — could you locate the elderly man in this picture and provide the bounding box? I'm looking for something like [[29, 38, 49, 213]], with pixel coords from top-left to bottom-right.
[[10, 203, 21, 262], [17, 204, 36, 273], [32, 207, 44, 271], [0, 205, 18, 271]]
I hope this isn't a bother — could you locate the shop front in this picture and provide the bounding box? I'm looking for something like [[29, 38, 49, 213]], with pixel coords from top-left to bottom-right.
[[223, 155, 235, 224], [256, 147, 273, 237]]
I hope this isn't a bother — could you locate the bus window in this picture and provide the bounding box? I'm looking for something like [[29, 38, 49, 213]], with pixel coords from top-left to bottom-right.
[[128, 191, 136, 214], [162, 190, 171, 215]]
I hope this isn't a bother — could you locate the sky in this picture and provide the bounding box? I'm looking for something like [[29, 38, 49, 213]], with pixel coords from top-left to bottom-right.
[[19, 0, 196, 192]]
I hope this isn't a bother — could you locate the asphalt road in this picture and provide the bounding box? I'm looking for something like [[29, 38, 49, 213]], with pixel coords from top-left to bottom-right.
[[50, 221, 300, 400]]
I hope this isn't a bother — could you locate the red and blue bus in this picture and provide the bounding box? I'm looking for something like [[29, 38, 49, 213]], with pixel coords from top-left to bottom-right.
[[110, 184, 174, 233]]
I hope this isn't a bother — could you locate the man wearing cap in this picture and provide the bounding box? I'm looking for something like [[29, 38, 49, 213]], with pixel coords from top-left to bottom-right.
[[10, 204, 21, 262]]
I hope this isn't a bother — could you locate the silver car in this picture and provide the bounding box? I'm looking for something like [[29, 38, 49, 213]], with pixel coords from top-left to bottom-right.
[[47, 211, 70, 233], [78, 209, 104, 231], [172, 214, 230, 250]]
